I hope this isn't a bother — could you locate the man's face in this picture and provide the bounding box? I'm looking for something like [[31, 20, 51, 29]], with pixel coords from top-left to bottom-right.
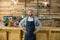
[[27, 11, 33, 16]]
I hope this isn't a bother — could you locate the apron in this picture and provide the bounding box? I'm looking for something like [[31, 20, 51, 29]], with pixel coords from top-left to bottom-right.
[[24, 17, 36, 40]]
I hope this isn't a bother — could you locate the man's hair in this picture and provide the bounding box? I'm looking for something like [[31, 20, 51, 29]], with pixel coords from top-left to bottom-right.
[[27, 9, 33, 12]]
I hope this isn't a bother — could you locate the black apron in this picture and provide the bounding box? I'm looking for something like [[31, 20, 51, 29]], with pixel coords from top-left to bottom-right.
[[24, 17, 36, 40]]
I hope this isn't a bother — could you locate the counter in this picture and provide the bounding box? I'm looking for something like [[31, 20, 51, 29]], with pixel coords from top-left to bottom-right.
[[0, 27, 60, 40]]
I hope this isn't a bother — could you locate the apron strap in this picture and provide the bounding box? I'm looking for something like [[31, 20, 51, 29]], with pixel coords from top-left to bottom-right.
[[26, 17, 35, 26], [26, 17, 34, 21]]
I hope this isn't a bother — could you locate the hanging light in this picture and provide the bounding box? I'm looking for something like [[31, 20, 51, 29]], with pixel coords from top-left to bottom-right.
[[43, 2, 49, 6], [14, 0, 18, 4], [44, 0, 49, 6]]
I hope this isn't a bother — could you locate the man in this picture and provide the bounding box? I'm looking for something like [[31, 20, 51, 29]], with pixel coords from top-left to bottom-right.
[[19, 9, 42, 40]]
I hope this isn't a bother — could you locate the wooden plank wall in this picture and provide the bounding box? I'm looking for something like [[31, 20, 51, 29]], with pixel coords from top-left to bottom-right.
[[0, 0, 25, 20], [0, 1, 11, 19]]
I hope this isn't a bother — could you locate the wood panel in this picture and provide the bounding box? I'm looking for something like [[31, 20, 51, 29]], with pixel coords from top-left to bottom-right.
[[36, 31, 48, 40], [51, 31, 60, 40], [0, 31, 7, 40], [0, 26, 60, 40], [8, 32, 20, 40], [8, 30, 20, 40]]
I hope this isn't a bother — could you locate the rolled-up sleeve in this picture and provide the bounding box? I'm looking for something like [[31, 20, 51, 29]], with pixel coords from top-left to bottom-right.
[[36, 18, 42, 32], [19, 18, 26, 30]]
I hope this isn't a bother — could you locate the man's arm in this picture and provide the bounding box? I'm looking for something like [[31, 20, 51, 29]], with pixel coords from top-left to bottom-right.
[[34, 18, 42, 33], [19, 18, 26, 30], [19, 17, 27, 34]]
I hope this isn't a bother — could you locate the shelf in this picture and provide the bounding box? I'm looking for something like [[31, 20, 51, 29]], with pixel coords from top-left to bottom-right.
[[39, 13, 60, 15], [0, 0, 10, 2]]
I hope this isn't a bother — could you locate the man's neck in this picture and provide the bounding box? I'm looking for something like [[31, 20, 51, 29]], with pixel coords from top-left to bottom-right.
[[29, 16, 33, 18]]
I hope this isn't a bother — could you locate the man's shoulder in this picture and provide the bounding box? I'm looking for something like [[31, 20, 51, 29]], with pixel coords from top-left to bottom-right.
[[23, 17, 27, 20], [34, 16, 39, 20]]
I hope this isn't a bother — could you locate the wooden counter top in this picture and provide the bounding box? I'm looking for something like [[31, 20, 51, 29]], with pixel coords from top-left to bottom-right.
[[0, 27, 60, 40], [0, 27, 60, 31]]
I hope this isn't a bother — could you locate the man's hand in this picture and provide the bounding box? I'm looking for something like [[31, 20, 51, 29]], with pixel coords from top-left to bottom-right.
[[23, 29, 27, 34], [33, 31, 37, 34]]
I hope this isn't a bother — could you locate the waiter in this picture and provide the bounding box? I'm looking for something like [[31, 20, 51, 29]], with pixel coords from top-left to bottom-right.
[[19, 9, 42, 40]]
